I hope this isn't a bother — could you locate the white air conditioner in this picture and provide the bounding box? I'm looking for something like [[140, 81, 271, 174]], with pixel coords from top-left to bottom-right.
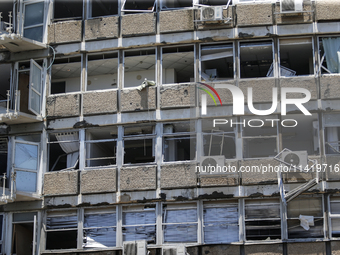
[[201, 6, 223, 21], [123, 240, 147, 255], [280, 0, 303, 13], [199, 155, 225, 175], [281, 150, 308, 170], [163, 246, 186, 255]]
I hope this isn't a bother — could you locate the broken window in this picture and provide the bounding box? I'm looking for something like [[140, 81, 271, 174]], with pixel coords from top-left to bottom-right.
[[122, 205, 156, 244], [282, 114, 319, 155], [330, 196, 340, 238], [124, 49, 156, 89], [163, 121, 196, 162], [48, 132, 79, 171], [0, 64, 11, 111], [163, 203, 198, 243], [240, 41, 273, 78], [12, 212, 37, 255], [324, 113, 340, 155], [0, 0, 13, 32], [51, 56, 82, 94], [279, 38, 314, 76], [46, 211, 78, 250], [89, 0, 118, 18], [200, 43, 233, 81], [83, 208, 116, 248], [245, 199, 281, 240], [202, 118, 236, 158], [23, 1, 45, 42], [0, 138, 7, 178], [319, 36, 340, 74], [203, 201, 238, 244], [162, 46, 195, 84], [87, 53, 118, 91], [53, 0, 82, 21], [287, 196, 324, 239], [199, 0, 231, 5], [122, 0, 156, 13], [242, 116, 278, 158], [161, 0, 193, 10], [0, 214, 3, 253], [123, 125, 155, 164], [85, 127, 117, 167]]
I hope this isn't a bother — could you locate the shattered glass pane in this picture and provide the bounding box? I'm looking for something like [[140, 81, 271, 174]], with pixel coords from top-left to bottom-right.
[[15, 143, 38, 170], [84, 228, 116, 248]]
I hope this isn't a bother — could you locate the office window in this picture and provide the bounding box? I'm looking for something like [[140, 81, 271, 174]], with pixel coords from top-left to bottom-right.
[[163, 203, 198, 243], [163, 121, 196, 162], [122, 205, 156, 243], [122, 0, 156, 13], [23, 1, 44, 42], [54, 0, 82, 21], [90, 0, 118, 18], [319, 36, 340, 75]]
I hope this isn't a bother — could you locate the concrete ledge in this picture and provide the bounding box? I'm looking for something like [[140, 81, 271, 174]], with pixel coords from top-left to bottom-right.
[[160, 9, 195, 33], [48, 20, 82, 44], [122, 13, 156, 36], [120, 165, 156, 191], [85, 16, 119, 41], [161, 163, 196, 189], [245, 244, 283, 255], [321, 75, 340, 99], [316, 0, 340, 21], [202, 245, 239, 255], [326, 155, 340, 181], [331, 241, 340, 255], [280, 76, 318, 100], [160, 84, 195, 109], [287, 242, 326, 255], [275, 2, 313, 24], [236, 3, 273, 26], [121, 87, 156, 112], [239, 78, 276, 103], [44, 171, 78, 196], [81, 168, 116, 194], [284, 156, 320, 183], [83, 90, 117, 115], [46, 94, 80, 118], [200, 161, 239, 187], [241, 159, 278, 185]]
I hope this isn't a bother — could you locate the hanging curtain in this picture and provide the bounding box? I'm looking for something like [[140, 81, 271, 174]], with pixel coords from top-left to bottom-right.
[[322, 37, 340, 73], [55, 132, 79, 168], [327, 127, 339, 154]]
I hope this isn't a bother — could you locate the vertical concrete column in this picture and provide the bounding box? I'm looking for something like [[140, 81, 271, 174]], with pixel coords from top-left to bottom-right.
[[5, 213, 13, 255], [38, 128, 47, 195], [324, 194, 330, 239], [36, 211, 43, 255], [281, 199, 288, 240], [156, 46, 161, 110], [118, 49, 124, 113], [117, 125, 124, 199], [116, 205, 123, 247], [197, 200, 203, 243], [156, 202, 163, 245], [79, 129, 85, 170], [39, 211, 46, 253], [155, 122, 162, 193], [239, 198, 245, 242], [77, 208, 83, 249], [80, 53, 86, 119]]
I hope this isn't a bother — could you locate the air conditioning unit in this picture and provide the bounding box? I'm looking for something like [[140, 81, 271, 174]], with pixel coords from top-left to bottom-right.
[[280, 0, 303, 13], [281, 150, 308, 170], [201, 6, 223, 21], [199, 155, 225, 175], [123, 240, 147, 255], [162, 246, 186, 255]]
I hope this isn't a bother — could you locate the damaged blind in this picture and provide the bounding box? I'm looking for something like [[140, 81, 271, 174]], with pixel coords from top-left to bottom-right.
[[83, 211, 116, 248], [46, 215, 78, 229], [122, 206, 156, 243], [245, 200, 281, 240], [163, 204, 198, 243], [203, 202, 238, 244]]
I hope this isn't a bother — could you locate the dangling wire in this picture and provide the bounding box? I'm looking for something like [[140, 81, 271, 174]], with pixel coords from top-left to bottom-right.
[[46, 45, 56, 70]]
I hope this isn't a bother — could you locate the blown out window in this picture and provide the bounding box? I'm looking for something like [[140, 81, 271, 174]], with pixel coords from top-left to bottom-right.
[[319, 36, 340, 75]]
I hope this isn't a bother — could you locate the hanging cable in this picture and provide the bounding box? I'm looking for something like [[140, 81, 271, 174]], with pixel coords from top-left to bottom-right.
[[46, 45, 56, 70]]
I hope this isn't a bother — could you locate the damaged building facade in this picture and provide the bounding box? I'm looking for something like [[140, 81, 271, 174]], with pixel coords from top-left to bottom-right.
[[0, 0, 340, 254]]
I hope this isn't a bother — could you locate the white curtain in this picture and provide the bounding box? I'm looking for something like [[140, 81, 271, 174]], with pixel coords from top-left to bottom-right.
[[55, 132, 79, 168], [327, 127, 339, 154], [322, 37, 340, 73]]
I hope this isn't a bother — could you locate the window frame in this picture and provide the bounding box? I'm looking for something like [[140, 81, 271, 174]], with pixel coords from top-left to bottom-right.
[[317, 35, 340, 76], [121, 0, 156, 13], [87, 0, 119, 19]]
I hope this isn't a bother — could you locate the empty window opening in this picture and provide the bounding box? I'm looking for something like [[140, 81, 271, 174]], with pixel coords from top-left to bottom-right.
[[162, 46, 195, 84], [53, 0, 82, 21], [51, 56, 81, 94], [330, 197, 340, 238], [161, 0, 193, 10], [282, 114, 319, 156], [242, 116, 278, 158], [124, 49, 155, 88], [49, 132, 79, 171], [245, 199, 281, 240], [122, 205, 156, 243], [23, 1, 44, 42], [86, 127, 117, 167], [83, 208, 116, 248], [0, 1, 13, 30], [124, 125, 155, 164], [202, 118, 235, 158], [287, 196, 324, 239], [0, 64, 11, 111], [201, 43, 233, 81], [0, 138, 7, 178], [279, 38, 314, 76], [122, 0, 156, 13], [0, 214, 3, 253], [319, 37, 340, 74], [199, 0, 231, 5], [12, 212, 37, 255], [87, 53, 118, 91], [240, 41, 273, 78], [163, 121, 196, 162], [46, 211, 78, 250], [203, 201, 238, 244], [163, 203, 198, 243], [90, 0, 118, 18], [325, 127, 340, 154]]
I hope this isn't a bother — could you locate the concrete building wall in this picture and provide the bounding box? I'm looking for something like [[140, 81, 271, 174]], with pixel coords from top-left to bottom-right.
[[275, 2, 313, 24], [83, 90, 117, 115], [241, 159, 279, 185], [244, 244, 283, 255], [160, 84, 195, 109], [280, 77, 318, 100], [120, 87, 156, 112], [85, 16, 119, 41], [321, 76, 340, 99], [43, 171, 78, 196], [239, 79, 276, 103], [326, 155, 340, 181], [236, 3, 273, 27], [48, 21, 82, 44], [46, 94, 80, 118], [201, 245, 240, 255], [161, 163, 196, 189], [81, 168, 116, 194], [159, 10, 195, 33], [200, 161, 239, 187], [199, 82, 235, 106], [316, 0, 340, 21], [120, 165, 157, 191], [287, 242, 326, 255], [121, 13, 156, 36], [331, 241, 340, 255]]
